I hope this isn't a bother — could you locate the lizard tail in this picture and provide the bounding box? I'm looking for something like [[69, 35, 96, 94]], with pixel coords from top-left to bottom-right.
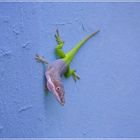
[[63, 30, 100, 65]]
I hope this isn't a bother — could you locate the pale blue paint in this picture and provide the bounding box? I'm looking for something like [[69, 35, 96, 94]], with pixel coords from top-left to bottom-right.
[[0, 2, 140, 138]]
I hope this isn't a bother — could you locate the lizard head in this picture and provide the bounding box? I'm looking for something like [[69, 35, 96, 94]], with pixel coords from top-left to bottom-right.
[[46, 74, 65, 106]]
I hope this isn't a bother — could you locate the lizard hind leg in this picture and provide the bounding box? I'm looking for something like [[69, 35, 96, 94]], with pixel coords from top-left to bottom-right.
[[55, 29, 66, 58]]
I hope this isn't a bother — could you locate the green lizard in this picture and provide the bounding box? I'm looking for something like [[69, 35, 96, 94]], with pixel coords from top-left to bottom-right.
[[35, 29, 99, 106]]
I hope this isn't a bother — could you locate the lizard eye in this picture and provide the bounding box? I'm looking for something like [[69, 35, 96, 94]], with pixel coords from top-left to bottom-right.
[[56, 87, 60, 92]]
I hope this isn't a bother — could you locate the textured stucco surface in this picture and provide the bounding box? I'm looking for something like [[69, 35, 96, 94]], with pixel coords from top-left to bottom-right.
[[0, 2, 140, 138]]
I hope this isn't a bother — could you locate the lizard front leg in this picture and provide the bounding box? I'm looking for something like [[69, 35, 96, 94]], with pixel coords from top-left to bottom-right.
[[35, 54, 49, 94], [35, 54, 48, 64], [55, 29, 79, 81], [64, 66, 80, 82], [55, 29, 66, 58]]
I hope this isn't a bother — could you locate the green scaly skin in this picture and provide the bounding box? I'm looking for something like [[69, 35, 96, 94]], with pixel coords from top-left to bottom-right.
[[55, 29, 100, 81], [35, 29, 99, 105]]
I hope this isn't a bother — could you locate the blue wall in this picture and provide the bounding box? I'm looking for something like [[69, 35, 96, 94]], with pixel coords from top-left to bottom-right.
[[0, 2, 140, 138]]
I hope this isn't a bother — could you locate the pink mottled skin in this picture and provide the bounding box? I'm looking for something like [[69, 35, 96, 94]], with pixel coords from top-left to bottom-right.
[[35, 54, 67, 105], [45, 59, 67, 105], [35, 29, 99, 106]]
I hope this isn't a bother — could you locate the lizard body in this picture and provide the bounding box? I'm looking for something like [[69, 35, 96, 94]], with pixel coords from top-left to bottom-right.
[[35, 29, 99, 105]]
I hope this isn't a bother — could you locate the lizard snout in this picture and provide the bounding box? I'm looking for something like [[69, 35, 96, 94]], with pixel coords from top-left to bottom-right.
[[46, 75, 65, 106]]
